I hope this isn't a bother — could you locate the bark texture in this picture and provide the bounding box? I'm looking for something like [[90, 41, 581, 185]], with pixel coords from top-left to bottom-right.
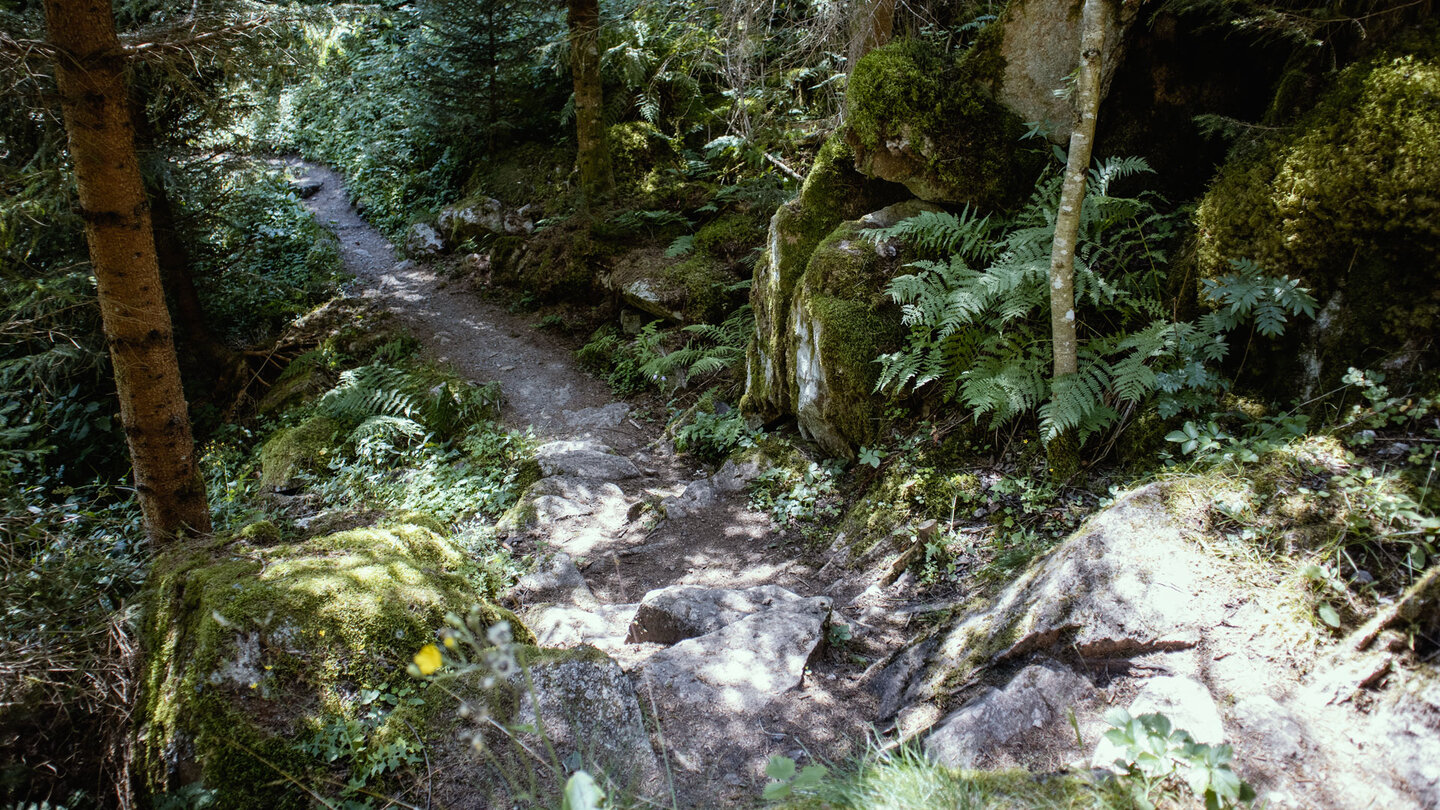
[[45, 0, 211, 541], [568, 0, 613, 209], [1047, 0, 1109, 379]]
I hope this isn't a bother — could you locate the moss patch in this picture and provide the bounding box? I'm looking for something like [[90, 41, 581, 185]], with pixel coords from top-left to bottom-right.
[[1193, 25, 1440, 392], [845, 37, 1041, 207], [257, 415, 341, 490], [137, 524, 528, 805]]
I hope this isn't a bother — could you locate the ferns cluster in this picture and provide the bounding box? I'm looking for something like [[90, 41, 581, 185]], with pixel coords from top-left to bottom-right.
[[870, 158, 1317, 444], [319, 362, 502, 461], [641, 299, 754, 386]]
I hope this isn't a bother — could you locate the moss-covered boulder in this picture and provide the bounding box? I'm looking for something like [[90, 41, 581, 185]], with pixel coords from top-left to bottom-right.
[[787, 219, 910, 457], [257, 415, 341, 491], [1193, 27, 1440, 394], [136, 524, 530, 807], [845, 37, 1043, 207], [742, 135, 906, 421]]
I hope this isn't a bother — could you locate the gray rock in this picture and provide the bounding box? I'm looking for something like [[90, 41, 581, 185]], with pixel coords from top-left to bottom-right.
[[442, 648, 662, 805], [897, 484, 1221, 726], [635, 596, 832, 713], [403, 222, 445, 258], [627, 584, 813, 644], [513, 552, 597, 610], [995, 0, 1139, 144], [535, 440, 640, 481], [526, 603, 639, 648], [1375, 672, 1440, 806], [873, 636, 939, 720], [1091, 676, 1225, 771], [925, 660, 1097, 768], [497, 475, 630, 536], [1230, 695, 1304, 763], [659, 463, 756, 519], [437, 200, 506, 246], [289, 177, 322, 199], [562, 402, 631, 430]]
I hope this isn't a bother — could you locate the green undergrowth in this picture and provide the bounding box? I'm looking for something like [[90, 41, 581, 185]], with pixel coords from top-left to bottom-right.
[[765, 745, 1124, 810]]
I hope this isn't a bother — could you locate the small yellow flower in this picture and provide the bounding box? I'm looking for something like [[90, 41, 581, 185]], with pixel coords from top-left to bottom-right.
[[318, 629, 326, 637], [443, 635, 457, 650], [249, 682, 258, 690], [413, 644, 443, 676]]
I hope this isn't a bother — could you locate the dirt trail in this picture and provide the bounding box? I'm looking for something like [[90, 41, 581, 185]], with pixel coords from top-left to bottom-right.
[[289, 160, 896, 806]]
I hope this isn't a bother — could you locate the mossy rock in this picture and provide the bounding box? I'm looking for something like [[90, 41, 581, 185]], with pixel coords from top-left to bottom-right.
[[845, 37, 1043, 207], [785, 208, 933, 457], [256, 356, 334, 416], [1193, 26, 1440, 395], [694, 212, 765, 266], [743, 135, 907, 421], [257, 415, 341, 491], [236, 519, 282, 546], [136, 524, 530, 806], [607, 247, 741, 325]]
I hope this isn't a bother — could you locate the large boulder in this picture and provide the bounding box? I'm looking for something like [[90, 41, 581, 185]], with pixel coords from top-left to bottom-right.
[[993, 0, 1138, 144], [844, 37, 1043, 206], [1192, 28, 1440, 396], [135, 525, 530, 807], [785, 202, 937, 456], [742, 135, 906, 422]]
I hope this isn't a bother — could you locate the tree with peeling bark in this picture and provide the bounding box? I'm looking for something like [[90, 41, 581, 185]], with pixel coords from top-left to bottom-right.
[[43, 0, 211, 542], [1046, 0, 1110, 473], [567, 0, 613, 210]]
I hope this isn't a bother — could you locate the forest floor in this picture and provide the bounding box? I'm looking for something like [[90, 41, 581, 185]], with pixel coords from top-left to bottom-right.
[[289, 160, 915, 805]]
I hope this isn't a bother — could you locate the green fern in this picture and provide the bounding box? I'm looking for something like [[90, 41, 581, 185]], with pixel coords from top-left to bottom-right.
[[873, 157, 1314, 445], [641, 302, 753, 385]]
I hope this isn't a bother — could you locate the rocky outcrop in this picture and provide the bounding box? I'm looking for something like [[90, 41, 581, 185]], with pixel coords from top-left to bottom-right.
[[1192, 29, 1440, 396], [867, 482, 1440, 808]]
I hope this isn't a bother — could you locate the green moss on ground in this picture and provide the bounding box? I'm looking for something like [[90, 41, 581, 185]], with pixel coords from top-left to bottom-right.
[[845, 37, 1040, 207], [137, 524, 529, 806], [1193, 25, 1440, 390], [257, 415, 341, 490]]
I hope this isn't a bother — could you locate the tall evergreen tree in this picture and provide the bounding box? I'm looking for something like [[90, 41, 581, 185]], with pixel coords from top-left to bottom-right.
[[43, 0, 210, 541]]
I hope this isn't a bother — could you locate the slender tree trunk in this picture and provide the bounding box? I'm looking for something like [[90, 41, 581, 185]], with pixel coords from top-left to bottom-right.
[[45, 0, 211, 542], [1046, 0, 1108, 476], [1048, 0, 1107, 381], [567, 0, 612, 209]]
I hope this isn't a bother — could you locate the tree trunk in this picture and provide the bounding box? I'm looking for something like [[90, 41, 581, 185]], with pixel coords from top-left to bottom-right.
[[567, 0, 612, 209], [45, 0, 211, 542], [1047, 0, 1108, 382], [1046, 0, 1108, 477]]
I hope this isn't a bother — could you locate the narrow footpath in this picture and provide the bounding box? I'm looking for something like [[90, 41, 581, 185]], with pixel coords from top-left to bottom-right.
[[289, 160, 911, 806]]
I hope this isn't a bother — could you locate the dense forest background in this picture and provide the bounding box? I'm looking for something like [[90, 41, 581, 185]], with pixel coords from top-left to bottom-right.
[[3, 0, 1439, 807]]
